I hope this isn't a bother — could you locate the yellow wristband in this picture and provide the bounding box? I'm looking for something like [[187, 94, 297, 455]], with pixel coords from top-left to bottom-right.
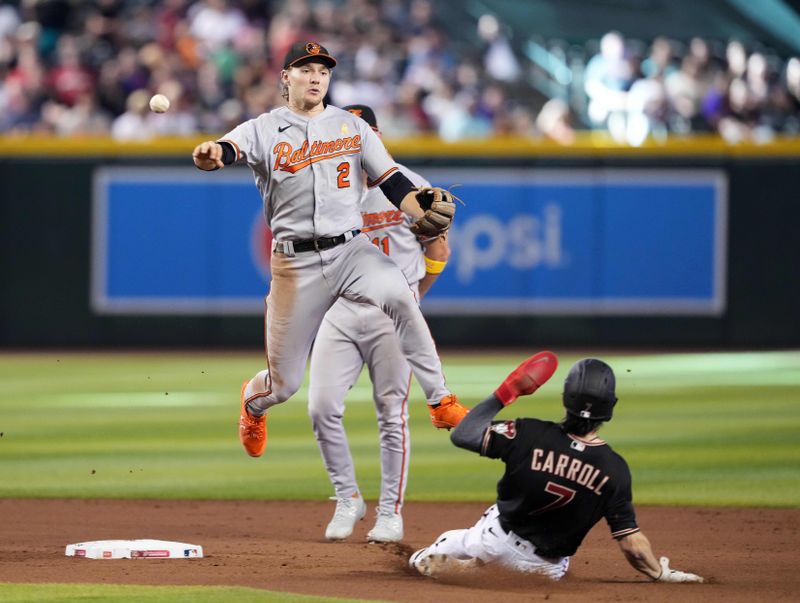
[[424, 256, 447, 275]]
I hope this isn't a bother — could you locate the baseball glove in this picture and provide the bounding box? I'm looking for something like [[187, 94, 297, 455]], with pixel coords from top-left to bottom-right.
[[409, 187, 457, 237]]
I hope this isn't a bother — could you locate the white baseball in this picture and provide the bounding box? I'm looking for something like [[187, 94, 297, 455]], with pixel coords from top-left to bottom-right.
[[149, 94, 170, 113]]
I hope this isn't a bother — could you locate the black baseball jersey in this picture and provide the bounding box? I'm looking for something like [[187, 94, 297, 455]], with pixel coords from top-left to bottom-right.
[[481, 418, 639, 557]]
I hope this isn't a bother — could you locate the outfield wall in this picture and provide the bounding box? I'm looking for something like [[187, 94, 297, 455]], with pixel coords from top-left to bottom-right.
[[1, 136, 798, 348]]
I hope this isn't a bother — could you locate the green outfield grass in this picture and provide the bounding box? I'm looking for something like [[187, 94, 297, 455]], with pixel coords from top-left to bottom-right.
[[0, 583, 382, 602], [1, 350, 799, 506]]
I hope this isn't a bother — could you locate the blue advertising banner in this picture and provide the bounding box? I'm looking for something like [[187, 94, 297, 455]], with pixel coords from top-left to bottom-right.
[[423, 169, 727, 315], [92, 168, 271, 314], [92, 167, 726, 316]]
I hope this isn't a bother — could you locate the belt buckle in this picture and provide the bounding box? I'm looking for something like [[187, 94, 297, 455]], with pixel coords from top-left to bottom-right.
[[313, 239, 322, 252]]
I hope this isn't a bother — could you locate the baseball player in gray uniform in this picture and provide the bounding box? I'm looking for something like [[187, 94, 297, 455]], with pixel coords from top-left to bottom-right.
[[308, 104, 451, 543], [191, 42, 468, 459]]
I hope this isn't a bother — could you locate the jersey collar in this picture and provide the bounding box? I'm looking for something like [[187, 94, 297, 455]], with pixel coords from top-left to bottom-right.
[[568, 433, 606, 447]]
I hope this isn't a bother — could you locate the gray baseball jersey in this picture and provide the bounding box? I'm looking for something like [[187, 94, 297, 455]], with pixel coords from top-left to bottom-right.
[[308, 165, 431, 514], [220, 105, 398, 241], [222, 105, 451, 415], [359, 164, 429, 285]]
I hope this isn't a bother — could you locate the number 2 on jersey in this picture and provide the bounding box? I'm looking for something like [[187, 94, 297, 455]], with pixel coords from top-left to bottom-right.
[[530, 481, 577, 516], [336, 162, 350, 188]]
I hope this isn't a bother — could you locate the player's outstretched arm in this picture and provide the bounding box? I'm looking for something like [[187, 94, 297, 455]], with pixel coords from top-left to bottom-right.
[[618, 531, 704, 583], [193, 141, 239, 171], [192, 141, 224, 171], [494, 351, 558, 406], [450, 394, 503, 453], [451, 351, 559, 452]]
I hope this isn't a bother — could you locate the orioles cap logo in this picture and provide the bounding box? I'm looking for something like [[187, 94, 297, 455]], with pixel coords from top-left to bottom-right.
[[306, 42, 321, 54], [347, 109, 363, 117]]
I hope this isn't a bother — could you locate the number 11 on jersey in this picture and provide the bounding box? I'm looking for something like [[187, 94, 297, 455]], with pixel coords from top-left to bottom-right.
[[371, 236, 390, 256]]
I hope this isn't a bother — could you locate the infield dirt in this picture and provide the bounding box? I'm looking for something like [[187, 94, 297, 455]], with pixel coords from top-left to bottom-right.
[[1, 499, 797, 602]]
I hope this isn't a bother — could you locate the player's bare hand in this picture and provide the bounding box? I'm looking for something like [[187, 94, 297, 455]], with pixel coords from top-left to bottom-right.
[[192, 141, 224, 170]]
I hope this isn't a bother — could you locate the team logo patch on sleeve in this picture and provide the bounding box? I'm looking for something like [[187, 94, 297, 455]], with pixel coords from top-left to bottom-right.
[[490, 421, 517, 439]]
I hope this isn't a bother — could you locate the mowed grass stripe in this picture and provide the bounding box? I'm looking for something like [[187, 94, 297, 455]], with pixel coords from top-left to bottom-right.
[[0, 351, 798, 506], [0, 582, 383, 602]]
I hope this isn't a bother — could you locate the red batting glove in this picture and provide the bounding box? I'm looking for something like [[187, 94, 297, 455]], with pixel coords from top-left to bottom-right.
[[494, 351, 558, 406]]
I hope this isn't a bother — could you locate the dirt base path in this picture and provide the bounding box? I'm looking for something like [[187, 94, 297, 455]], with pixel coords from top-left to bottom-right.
[[1, 499, 797, 602]]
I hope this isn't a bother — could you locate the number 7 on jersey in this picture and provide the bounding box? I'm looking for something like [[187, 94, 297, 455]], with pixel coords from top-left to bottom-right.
[[530, 481, 577, 516]]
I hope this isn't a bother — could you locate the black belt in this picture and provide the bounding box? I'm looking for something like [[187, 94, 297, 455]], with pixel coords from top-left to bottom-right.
[[498, 518, 560, 559], [278, 230, 361, 254]]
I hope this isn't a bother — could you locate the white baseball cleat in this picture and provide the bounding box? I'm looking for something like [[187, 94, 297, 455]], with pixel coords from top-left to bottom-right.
[[409, 548, 430, 574], [409, 549, 481, 576], [367, 509, 403, 543], [325, 493, 367, 541]]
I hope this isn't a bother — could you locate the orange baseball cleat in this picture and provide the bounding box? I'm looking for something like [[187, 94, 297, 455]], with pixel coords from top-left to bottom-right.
[[428, 394, 469, 430], [494, 350, 558, 406], [239, 381, 267, 457]]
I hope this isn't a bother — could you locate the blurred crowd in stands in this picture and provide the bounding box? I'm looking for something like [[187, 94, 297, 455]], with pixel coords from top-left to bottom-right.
[[579, 31, 800, 145], [1, 0, 799, 144]]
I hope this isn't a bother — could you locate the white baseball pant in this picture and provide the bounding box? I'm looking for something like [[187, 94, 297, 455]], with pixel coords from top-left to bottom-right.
[[416, 504, 570, 580]]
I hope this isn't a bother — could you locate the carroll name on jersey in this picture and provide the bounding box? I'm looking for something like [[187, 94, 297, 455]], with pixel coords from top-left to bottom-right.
[[531, 449, 610, 495]]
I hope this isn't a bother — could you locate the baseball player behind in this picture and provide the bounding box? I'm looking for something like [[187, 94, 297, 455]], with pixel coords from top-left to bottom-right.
[[409, 352, 705, 584], [308, 104, 451, 543], [191, 42, 468, 459]]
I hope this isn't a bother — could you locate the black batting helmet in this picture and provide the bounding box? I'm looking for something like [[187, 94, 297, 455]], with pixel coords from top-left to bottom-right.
[[562, 358, 618, 421]]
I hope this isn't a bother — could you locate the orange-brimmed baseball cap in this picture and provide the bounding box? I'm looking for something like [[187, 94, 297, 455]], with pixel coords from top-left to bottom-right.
[[343, 104, 379, 132], [283, 41, 337, 69]]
